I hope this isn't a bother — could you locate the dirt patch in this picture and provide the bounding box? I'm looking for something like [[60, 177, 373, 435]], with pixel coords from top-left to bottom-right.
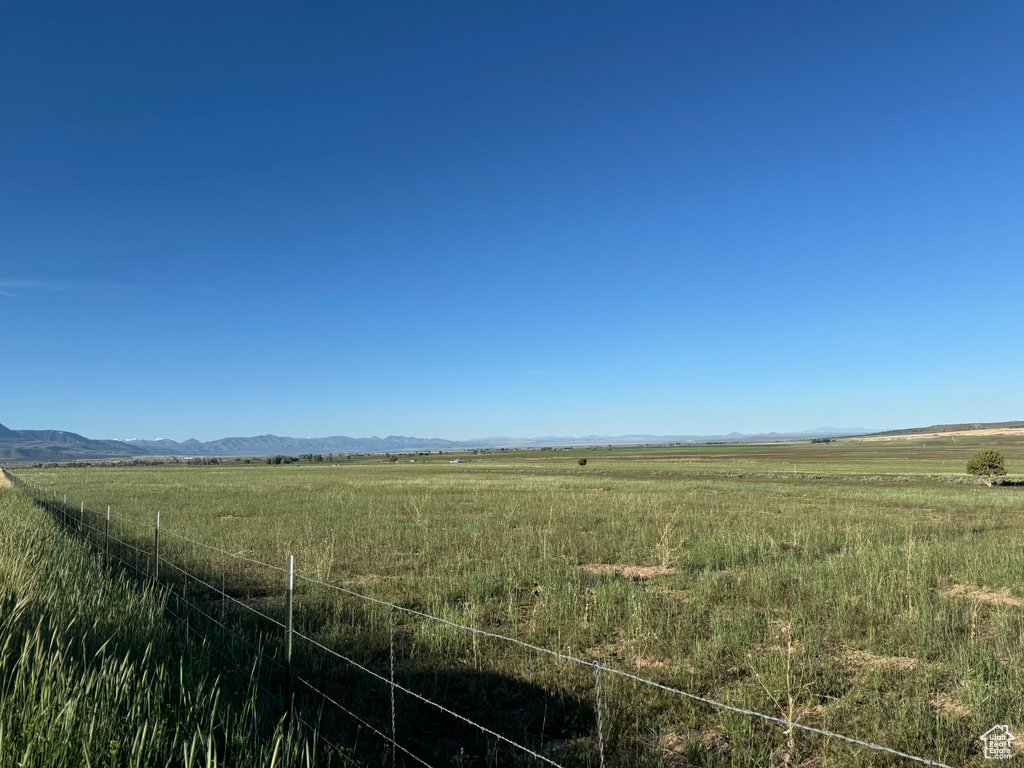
[[943, 584, 1023, 607], [660, 732, 690, 766], [349, 573, 399, 586], [932, 693, 970, 717], [582, 563, 675, 578], [591, 632, 630, 663], [634, 653, 669, 671], [590, 633, 673, 672], [659, 728, 732, 766], [842, 647, 917, 672], [702, 728, 732, 759]]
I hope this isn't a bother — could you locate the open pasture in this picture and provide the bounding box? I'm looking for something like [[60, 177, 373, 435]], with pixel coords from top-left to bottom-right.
[[17, 436, 1024, 766]]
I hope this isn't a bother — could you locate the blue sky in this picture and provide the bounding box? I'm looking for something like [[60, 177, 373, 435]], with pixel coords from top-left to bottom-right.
[[2, 2, 1022, 441]]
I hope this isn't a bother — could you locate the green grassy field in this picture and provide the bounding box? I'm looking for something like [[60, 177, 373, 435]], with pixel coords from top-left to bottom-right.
[[10, 435, 1024, 767]]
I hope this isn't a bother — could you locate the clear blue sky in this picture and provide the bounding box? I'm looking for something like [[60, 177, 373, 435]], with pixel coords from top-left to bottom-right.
[[2, 2, 1022, 441]]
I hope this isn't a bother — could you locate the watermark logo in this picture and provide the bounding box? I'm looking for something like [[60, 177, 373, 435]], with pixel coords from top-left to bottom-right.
[[981, 725, 1015, 760]]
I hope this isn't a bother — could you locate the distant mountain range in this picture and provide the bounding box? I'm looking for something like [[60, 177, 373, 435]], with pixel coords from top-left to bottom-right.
[[0, 422, 152, 461], [0, 421, 876, 462]]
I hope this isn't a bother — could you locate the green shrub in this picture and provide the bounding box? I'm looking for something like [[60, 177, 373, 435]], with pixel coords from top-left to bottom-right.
[[966, 449, 1007, 486]]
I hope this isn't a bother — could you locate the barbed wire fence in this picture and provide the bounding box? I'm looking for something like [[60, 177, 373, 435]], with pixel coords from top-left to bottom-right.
[[2, 469, 960, 768]]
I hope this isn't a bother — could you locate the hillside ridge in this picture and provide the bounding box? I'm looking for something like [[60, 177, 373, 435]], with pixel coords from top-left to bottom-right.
[[863, 421, 1024, 438]]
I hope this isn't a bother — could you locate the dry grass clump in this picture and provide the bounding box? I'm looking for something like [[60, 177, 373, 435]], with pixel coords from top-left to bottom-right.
[[581, 562, 675, 578], [931, 693, 971, 717], [943, 583, 1023, 607], [841, 647, 918, 673]]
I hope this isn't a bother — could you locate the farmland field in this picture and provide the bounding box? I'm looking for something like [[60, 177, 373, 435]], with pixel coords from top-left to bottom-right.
[[11, 435, 1024, 767]]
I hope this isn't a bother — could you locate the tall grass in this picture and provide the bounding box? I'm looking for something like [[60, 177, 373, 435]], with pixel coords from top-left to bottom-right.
[[0, 485, 356, 768]]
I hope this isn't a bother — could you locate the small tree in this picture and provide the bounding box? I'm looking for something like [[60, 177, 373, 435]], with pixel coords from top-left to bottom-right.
[[966, 450, 1007, 487], [577, 458, 587, 466]]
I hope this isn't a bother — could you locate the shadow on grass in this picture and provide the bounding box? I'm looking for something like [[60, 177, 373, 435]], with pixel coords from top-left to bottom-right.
[[32, 492, 598, 767]]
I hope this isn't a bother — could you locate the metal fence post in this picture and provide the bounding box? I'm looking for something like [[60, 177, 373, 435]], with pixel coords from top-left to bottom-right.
[[390, 604, 397, 767], [80, 501, 84, 535], [154, 511, 161, 583], [221, 562, 226, 625], [104, 505, 110, 569], [595, 663, 606, 768], [285, 554, 294, 722], [63, 494, 67, 528]]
